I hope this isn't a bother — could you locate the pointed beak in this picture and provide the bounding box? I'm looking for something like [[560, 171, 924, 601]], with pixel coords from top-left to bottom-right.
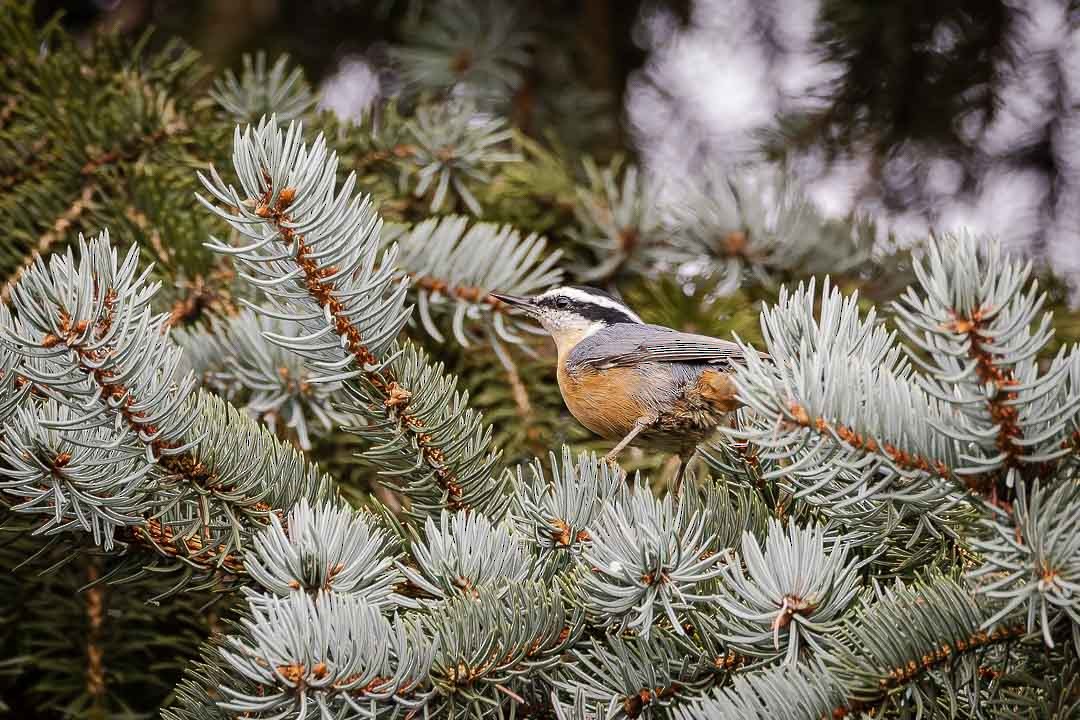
[[490, 292, 536, 314]]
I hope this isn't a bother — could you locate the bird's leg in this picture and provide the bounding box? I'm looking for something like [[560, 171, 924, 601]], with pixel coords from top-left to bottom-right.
[[604, 416, 654, 466], [672, 453, 692, 498]]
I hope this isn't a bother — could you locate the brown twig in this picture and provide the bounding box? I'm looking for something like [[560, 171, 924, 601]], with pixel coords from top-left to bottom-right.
[[831, 623, 1027, 718], [26, 288, 278, 573], [79, 120, 187, 177], [355, 143, 418, 171], [1, 183, 97, 305], [492, 342, 532, 418], [0, 95, 16, 128], [622, 682, 680, 719], [943, 306, 1027, 506], [408, 273, 518, 314], [249, 184, 469, 507], [787, 402, 952, 479], [0, 137, 50, 192], [84, 559, 106, 708], [164, 266, 239, 328]]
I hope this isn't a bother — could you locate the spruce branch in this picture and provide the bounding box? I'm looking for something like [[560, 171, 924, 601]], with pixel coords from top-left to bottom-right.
[[825, 575, 1027, 716], [389, 0, 534, 103], [404, 99, 520, 215], [214, 592, 435, 719], [712, 520, 862, 665], [569, 156, 664, 283], [0, 400, 150, 550], [398, 509, 532, 600], [83, 558, 107, 711], [670, 662, 842, 720], [4, 233, 196, 456], [211, 52, 315, 124], [425, 582, 584, 717], [892, 234, 1080, 503], [662, 166, 876, 296], [509, 447, 626, 564], [197, 118, 506, 520], [127, 391, 336, 582], [578, 477, 725, 638], [703, 429, 979, 577], [0, 305, 28, 423], [678, 577, 1030, 719], [0, 233, 335, 580], [341, 341, 507, 518], [175, 309, 351, 450], [678, 473, 770, 560], [389, 214, 561, 346], [0, 183, 98, 305], [728, 277, 965, 506], [986, 649, 1080, 718], [0, 3, 209, 285], [551, 633, 714, 720], [243, 497, 407, 609], [969, 480, 1080, 648]]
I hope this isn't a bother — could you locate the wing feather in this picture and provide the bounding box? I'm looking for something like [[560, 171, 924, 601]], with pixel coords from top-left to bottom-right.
[[570, 324, 763, 370]]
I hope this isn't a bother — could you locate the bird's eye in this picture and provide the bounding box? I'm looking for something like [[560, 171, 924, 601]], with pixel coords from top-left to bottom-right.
[[555, 297, 570, 309]]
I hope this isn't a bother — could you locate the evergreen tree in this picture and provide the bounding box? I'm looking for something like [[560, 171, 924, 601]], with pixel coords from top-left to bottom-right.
[[1, 2, 1079, 719]]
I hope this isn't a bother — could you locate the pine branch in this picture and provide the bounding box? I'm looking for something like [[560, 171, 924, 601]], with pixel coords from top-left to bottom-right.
[[662, 166, 877, 296], [728, 277, 966, 508], [197, 118, 506, 520], [175, 309, 352, 451], [891, 234, 1080, 505], [0, 235, 335, 583], [0, 1, 224, 291], [388, 214, 561, 346], [969, 480, 1080, 648], [389, 0, 535, 104], [210, 52, 315, 124]]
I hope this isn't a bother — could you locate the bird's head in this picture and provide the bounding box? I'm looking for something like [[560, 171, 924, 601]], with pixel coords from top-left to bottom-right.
[[491, 285, 643, 353]]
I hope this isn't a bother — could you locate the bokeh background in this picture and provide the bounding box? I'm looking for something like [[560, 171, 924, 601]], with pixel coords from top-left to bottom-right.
[[35, 0, 1080, 300]]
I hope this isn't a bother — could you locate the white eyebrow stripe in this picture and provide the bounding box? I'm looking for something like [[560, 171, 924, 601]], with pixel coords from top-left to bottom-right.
[[541, 287, 644, 323]]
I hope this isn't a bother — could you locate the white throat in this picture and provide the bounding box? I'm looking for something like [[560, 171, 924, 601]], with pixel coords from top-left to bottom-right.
[[549, 320, 605, 359]]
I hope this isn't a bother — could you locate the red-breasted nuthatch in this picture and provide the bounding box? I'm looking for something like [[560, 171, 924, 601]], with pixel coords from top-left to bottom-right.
[[491, 285, 757, 494]]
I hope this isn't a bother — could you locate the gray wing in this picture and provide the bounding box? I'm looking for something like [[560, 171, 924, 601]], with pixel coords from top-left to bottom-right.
[[569, 323, 759, 369]]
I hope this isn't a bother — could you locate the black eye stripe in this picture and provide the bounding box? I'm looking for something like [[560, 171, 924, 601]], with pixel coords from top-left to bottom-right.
[[539, 295, 638, 324]]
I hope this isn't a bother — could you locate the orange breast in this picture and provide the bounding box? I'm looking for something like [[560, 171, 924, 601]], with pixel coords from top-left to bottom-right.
[[557, 363, 649, 441]]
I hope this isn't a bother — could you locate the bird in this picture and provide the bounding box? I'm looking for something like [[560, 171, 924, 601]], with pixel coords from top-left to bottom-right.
[[490, 285, 760, 495]]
